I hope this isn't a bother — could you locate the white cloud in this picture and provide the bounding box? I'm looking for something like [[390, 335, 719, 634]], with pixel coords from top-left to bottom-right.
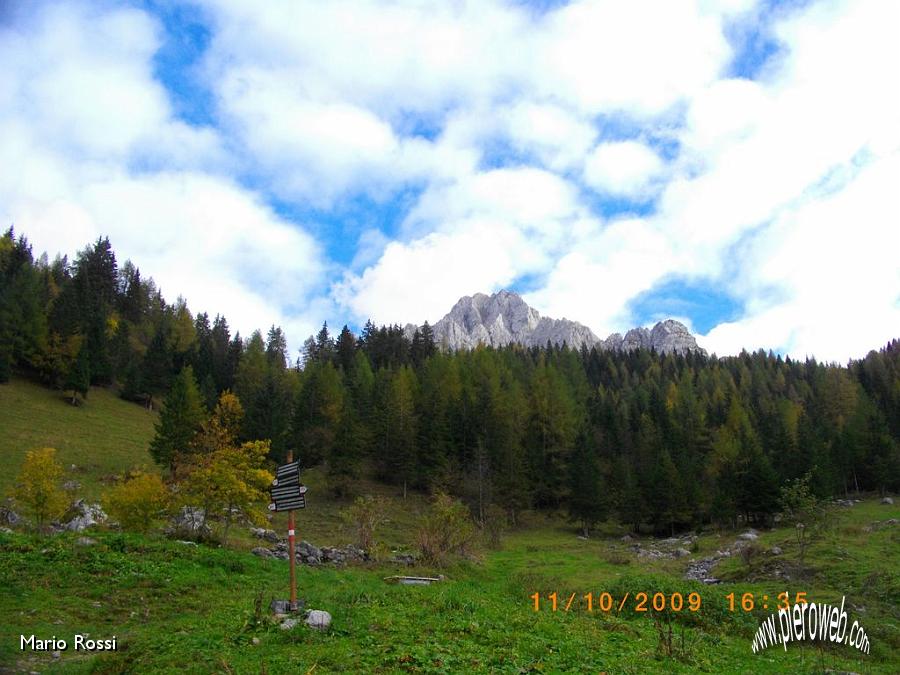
[[583, 141, 665, 198], [0, 2, 327, 352]]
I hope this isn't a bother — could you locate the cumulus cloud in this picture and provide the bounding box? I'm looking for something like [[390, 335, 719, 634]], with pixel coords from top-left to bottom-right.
[[583, 141, 666, 198], [0, 2, 327, 350]]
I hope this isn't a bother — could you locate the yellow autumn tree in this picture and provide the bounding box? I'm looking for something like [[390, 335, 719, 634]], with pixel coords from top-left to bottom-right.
[[12, 448, 68, 532], [183, 440, 273, 545], [103, 471, 170, 532], [191, 391, 244, 456]]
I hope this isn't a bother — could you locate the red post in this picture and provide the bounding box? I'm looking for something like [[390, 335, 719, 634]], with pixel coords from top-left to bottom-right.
[[287, 450, 297, 611]]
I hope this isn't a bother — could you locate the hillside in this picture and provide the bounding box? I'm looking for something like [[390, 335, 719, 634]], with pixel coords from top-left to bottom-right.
[[0, 378, 158, 500]]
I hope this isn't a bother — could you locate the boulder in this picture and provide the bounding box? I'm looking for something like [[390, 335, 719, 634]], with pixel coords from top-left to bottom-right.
[[250, 527, 280, 542], [252, 547, 275, 559], [673, 548, 691, 558], [881, 497, 894, 505], [305, 610, 332, 630], [166, 507, 210, 539], [64, 499, 107, 532], [770, 546, 783, 555], [738, 531, 759, 541], [298, 540, 321, 559]]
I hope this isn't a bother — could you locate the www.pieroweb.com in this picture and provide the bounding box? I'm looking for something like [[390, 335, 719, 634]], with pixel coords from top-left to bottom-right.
[[751, 596, 870, 654]]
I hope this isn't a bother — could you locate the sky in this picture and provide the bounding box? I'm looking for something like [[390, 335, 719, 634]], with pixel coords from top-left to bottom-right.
[[1, 0, 898, 362]]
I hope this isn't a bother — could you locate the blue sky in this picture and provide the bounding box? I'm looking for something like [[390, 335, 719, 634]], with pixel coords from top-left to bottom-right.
[[1, 0, 898, 360]]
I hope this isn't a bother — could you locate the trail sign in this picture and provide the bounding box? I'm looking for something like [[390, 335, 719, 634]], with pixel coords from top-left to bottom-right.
[[269, 461, 308, 512]]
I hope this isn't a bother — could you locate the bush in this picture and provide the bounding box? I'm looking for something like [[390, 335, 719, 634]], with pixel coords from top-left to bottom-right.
[[416, 493, 476, 565], [103, 471, 169, 533], [341, 495, 388, 552], [11, 447, 67, 532]]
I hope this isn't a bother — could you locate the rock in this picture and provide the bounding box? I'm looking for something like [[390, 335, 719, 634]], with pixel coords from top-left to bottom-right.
[[738, 532, 759, 541], [251, 637, 260, 646], [166, 507, 210, 539], [298, 540, 321, 559], [175, 540, 198, 546], [770, 546, 783, 555], [881, 497, 894, 505], [673, 548, 691, 558], [270, 599, 295, 616], [280, 618, 299, 631], [305, 610, 332, 630], [52, 650, 61, 659], [251, 547, 275, 559], [250, 528, 280, 543], [75, 536, 97, 546], [0, 506, 20, 526], [620, 534, 633, 542], [64, 499, 107, 532], [63, 480, 81, 491], [0, 527, 12, 535], [389, 554, 416, 566]]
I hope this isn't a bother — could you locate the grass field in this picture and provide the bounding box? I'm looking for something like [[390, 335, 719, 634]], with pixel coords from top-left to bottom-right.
[[0, 378, 158, 500], [1, 377, 899, 673]]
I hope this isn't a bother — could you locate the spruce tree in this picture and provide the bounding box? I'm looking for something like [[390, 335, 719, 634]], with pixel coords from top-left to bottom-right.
[[149, 366, 205, 476]]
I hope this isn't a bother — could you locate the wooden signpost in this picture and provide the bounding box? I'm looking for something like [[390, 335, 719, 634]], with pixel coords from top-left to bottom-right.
[[269, 451, 307, 612]]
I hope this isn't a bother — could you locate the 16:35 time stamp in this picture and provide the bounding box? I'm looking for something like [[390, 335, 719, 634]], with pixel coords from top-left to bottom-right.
[[530, 590, 809, 613]]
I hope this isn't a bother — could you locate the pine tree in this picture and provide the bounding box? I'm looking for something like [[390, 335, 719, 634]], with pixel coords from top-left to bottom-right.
[[149, 366, 205, 476], [567, 429, 606, 536], [64, 342, 91, 405], [335, 325, 357, 373]]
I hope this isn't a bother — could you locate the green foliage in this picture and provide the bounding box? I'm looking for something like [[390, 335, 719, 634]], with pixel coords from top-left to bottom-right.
[[149, 366, 205, 475], [417, 493, 476, 565], [340, 495, 388, 551], [10, 447, 67, 531], [102, 471, 169, 532]]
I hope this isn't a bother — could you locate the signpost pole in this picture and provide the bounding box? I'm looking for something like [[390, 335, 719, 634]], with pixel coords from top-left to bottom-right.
[[287, 450, 297, 612]]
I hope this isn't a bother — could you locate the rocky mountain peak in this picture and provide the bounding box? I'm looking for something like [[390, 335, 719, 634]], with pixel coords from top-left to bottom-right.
[[408, 290, 706, 355]]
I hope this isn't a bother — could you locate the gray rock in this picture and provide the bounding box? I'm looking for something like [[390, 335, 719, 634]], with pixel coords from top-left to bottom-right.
[[620, 534, 633, 542], [305, 610, 332, 630], [770, 546, 783, 555], [75, 536, 97, 546], [63, 480, 81, 491], [390, 554, 416, 566], [251, 547, 275, 559], [673, 548, 691, 558], [0, 527, 12, 534], [0, 506, 20, 526], [280, 618, 299, 631], [407, 290, 706, 355], [250, 527, 280, 542], [298, 540, 321, 559], [738, 531, 759, 541], [881, 497, 894, 505], [251, 637, 260, 646], [166, 507, 210, 539], [64, 499, 107, 532]]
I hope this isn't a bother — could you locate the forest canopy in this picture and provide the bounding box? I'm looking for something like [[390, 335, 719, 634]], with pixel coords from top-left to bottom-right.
[[2, 227, 899, 535]]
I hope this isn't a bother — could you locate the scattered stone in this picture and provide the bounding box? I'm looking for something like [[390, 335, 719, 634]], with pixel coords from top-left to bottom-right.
[[280, 618, 299, 631], [305, 609, 332, 630], [52, 650, 61, 659], [881, 497, 894, 505], [251, 637, 260, 646], [770, 546, 783, 555], [64, 500, 107, 532], [620, 534, 633, 542], [63, 480, 81, 491], [75, 536, 97, 546], [738, 531, 759, 541], [672, 548, 691, 558], [833, 499, 855, 507], [166, 507, 210, 539], [0, 506, 20, 526], [389, 554, 416, 566], [251, 547, 275, 559], [0, 527, 12, 535], [175, 540, 198, 546], [250, 527, 280, 543], [576, 535, 588, 540], [270, 599, 293, 616]]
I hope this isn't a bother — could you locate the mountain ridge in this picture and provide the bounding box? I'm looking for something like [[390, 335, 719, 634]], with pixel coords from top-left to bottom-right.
[[405, 290, 707, 355]]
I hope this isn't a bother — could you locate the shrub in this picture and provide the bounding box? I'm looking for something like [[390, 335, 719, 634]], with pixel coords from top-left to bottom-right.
[[341, 495, 388, 552], [416, 493, 476, 565], [103, 471, 170, 533], [11, 447, 67, 532]]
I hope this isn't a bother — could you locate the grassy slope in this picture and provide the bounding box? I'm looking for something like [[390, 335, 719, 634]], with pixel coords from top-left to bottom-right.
[[0, 378, 158, 500], [1, 376, 898, 673]]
